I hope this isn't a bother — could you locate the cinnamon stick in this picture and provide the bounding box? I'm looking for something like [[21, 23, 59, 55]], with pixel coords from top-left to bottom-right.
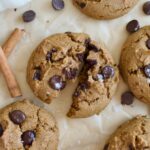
[[2, 28, 25, 57], [0, 46, 22, 97]]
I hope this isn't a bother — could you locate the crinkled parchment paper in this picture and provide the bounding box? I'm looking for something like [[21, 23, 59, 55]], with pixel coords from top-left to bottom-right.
[[0, 0, 150, 150]]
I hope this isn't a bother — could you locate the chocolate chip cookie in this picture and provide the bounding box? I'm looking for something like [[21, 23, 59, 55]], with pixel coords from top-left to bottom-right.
[[73, 0, 138, 19], [27, 32, 119, 118], [0, 100, 59, 150], [104, 116, 150, 150], [120, 26, 150, 105]]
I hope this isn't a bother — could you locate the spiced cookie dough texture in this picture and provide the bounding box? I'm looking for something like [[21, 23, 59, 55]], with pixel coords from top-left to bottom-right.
[[0, 100, 59, 150], [27, 32, 119, 118], [104, 116, 150, 150], [120, 26, 150, 104], [73, 0, 138, 19]]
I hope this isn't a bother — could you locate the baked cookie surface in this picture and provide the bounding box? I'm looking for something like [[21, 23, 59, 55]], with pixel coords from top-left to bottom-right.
[[0, 100, 59, 150], [120, 26, 150, 104], [27, 32, 119, 118], [104, 116, 150, 150], [73, 0, 138, 19]]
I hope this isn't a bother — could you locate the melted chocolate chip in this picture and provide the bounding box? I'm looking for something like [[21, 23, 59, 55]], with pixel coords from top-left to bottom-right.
[[49, 75, 66, 90], [143, 1, 150, 15], [121, 91, 134, 105], [103, 144, 109, 150], [9, 110, 26, 125], [63, 68, 78, 80], [146, 39, 150, 49], [126, 20, 140, 33], [76, 53, 85, 62], [86, 59, 97, 69], [102, 66, 115, 79], [87, 43, 100, 52], [46, 48, 57, 62], [21, 130, 35, 146], [33, 67, 41, 80], [52, 0, 65, 10], [144, 65, 150, 78], [0, 124, 3, 136], [84, 38, 91, 47], [22, 10, 36, 22]]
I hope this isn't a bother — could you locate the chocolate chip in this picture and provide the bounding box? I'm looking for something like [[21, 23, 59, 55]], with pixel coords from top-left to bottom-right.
[[63, 68, 78, 80], [86, 59, 97, 69], [21, 130, 35, 146], [0, 124, 3, 136], [126, 20, 140, 33], [146, 39, 150, 49], [121, 91, 134, 105], [144, 64, 150, 78], [76, 53, 85, 62], [143, 1, 150, 15], [73, 90, 80, 97], [79, 82, 90, 91], [22, 10, 36, 22], [33, 67, 41, 80], [84, 38, 91, 47], [9, 110, 26, 125], [128, 143, 135, 150], [87, 43, 100, 52], [49, 75, 66, 90], [52, 0, 64, 10], [46, 48, 57, 62], [103, 144, 109, 150], [102, 66, 115, 79]]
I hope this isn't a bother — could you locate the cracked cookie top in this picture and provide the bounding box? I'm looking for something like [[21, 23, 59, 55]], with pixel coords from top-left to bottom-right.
[[27, 32, 119, 118], [73, 0, 138, 19], [104, 116, 150, 150], [0, 100, 59, 150], [120, 26, 150, 104]]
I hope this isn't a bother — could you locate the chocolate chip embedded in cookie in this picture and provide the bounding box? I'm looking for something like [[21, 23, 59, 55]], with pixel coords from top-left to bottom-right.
[[104, 116, 150, 150], [120, 26, 150, 104], [68, 41, 119, 118], [0, 100, 59, 150], [73, 0, 138, 19]]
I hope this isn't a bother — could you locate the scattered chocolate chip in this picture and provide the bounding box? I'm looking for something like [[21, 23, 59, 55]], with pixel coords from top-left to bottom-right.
[[22, 10, 36, 22], [46, 48, 57, 62], [146, 39, 150, 49], [0, 124, 3, 136], [143, 1, 150, 15], [76, 53, 85, 62], [52, 0, 64, 10], [49, 75, 66, 90], [21, 130, 35, 146], [76, 2, 86, 8], [121, 91, 134, 105], [144, 64, 150, 78], [103, 144, 109, 150], [9, 110, 26, 125], [63, 68, 78, 80], [14, 8, 17, 11], [126, 20, 140, 33], [87, 43, 100, 52], [86, 59, 97, 69], [33, 67, 41, 80], [79, 82, 89, 91], [102, 66, 115, 79]]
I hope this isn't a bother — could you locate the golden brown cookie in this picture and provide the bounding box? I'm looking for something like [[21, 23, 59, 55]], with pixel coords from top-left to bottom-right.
[[73, 0, 138, 19], [120, 26, 150, 104], [104, 116, 150, 150], [0, 100, 59, 150], [27, 32, 119, 118]]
